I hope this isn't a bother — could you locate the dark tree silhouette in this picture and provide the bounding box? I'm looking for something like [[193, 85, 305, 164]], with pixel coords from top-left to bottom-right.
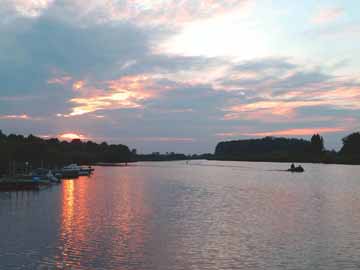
[[340, 132, 360, 163], [214, 133, 359, 164], [1, 130, 360, 175], [0, 131, 133, 176], [215, 136, 314, 162], [311, 134, 324, 154]]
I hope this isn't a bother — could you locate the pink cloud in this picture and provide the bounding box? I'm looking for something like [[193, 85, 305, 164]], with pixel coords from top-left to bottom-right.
[[215, 132, 237, 137], [217, 127, 347, 138], [223, 100, 322, 121], [312, 7, 344, 25], [223, 84, 360, 122], [241, 127, 347, 137], [0, 114, 31, 120], [47, 76, 72, 85]]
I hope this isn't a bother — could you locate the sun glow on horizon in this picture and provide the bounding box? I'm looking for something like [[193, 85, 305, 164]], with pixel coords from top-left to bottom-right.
[[59, 133, 88, 141]]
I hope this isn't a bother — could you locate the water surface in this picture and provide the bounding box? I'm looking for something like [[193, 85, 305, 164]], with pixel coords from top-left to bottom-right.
[[1, 161, 360, 269]]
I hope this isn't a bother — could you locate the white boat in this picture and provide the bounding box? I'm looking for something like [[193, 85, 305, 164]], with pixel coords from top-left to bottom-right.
[[61, 164, 93, 177]]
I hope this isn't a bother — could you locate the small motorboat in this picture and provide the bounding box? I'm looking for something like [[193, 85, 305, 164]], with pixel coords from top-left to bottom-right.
[[287, 166, 304, 173]]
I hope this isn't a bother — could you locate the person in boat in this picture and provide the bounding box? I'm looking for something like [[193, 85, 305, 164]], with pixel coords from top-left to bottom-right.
[[288, 164, 304, 172]]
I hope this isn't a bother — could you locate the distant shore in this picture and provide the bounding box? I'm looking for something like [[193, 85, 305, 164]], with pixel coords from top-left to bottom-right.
[[1, 130, 359, 177]]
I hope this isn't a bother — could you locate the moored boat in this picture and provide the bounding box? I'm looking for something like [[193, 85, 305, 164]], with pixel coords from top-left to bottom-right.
[[32, 168, 61, 183], [59, 164, 94, 178]]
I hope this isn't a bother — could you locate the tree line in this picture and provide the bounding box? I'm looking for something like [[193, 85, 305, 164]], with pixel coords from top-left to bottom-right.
[[0, 130, 132, 175], [214, 132, 360, 164], [1, 130, 359, 176], [136, 152, 213, 161]]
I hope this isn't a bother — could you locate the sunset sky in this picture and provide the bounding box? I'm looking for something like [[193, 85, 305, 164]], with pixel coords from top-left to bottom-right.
[[0, 0, 359, 153]]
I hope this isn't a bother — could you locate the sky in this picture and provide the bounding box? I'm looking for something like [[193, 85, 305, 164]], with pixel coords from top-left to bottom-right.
[[0, 0, 359, 153]]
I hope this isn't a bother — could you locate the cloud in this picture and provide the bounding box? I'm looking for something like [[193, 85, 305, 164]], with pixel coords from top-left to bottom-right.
[[72, 80, 86, 91], [311, 7, 344, 25], [240, 127, 346, 137], [1, 0, 251, 27], [0, 17, 152, 97], [0, 114, 31, 120], [68, 91, 145, 116], [217, 58, 360, 123], [232, 58, 297, 73], [223, 88, 360, 121], [48, 76, 72, 85], [62, 75, 172, 116], [0, 0, 53, 22], [0, 1, 359, 153], [216, 127, 347, 138]]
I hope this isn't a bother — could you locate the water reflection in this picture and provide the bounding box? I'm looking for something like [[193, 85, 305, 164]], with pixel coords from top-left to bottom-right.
[[56, 169, 152, 269], [56, 179, 86, 269], [2, 162, 360, 269]]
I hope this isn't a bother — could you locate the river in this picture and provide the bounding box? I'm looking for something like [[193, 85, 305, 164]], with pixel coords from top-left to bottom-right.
[[1, 161, 360, 269]]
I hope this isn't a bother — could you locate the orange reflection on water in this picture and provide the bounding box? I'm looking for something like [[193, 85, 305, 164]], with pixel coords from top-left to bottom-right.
[[62, 180, 74, 231], [57, 169, 152, 268], [58, 179, 89, 269]]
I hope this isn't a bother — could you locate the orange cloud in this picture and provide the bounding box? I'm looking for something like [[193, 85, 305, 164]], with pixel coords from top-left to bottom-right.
[[69, 92, 144, 116], [63, 75, 161, 116]]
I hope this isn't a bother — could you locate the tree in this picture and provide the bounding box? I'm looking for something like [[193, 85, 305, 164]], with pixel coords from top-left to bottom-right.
[[0, 130, 5, 140], [215, 136, 313, 162], [311, 134, 324, 154], [340, 132, 360, 157], [0, 131, 133, 174]]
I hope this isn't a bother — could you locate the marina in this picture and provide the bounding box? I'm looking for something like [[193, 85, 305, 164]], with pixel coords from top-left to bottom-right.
[[0, 164, 94, 191]]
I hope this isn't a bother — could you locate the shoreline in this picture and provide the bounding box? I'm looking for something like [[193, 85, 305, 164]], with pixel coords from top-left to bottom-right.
[[92, 159, 360, 166]]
